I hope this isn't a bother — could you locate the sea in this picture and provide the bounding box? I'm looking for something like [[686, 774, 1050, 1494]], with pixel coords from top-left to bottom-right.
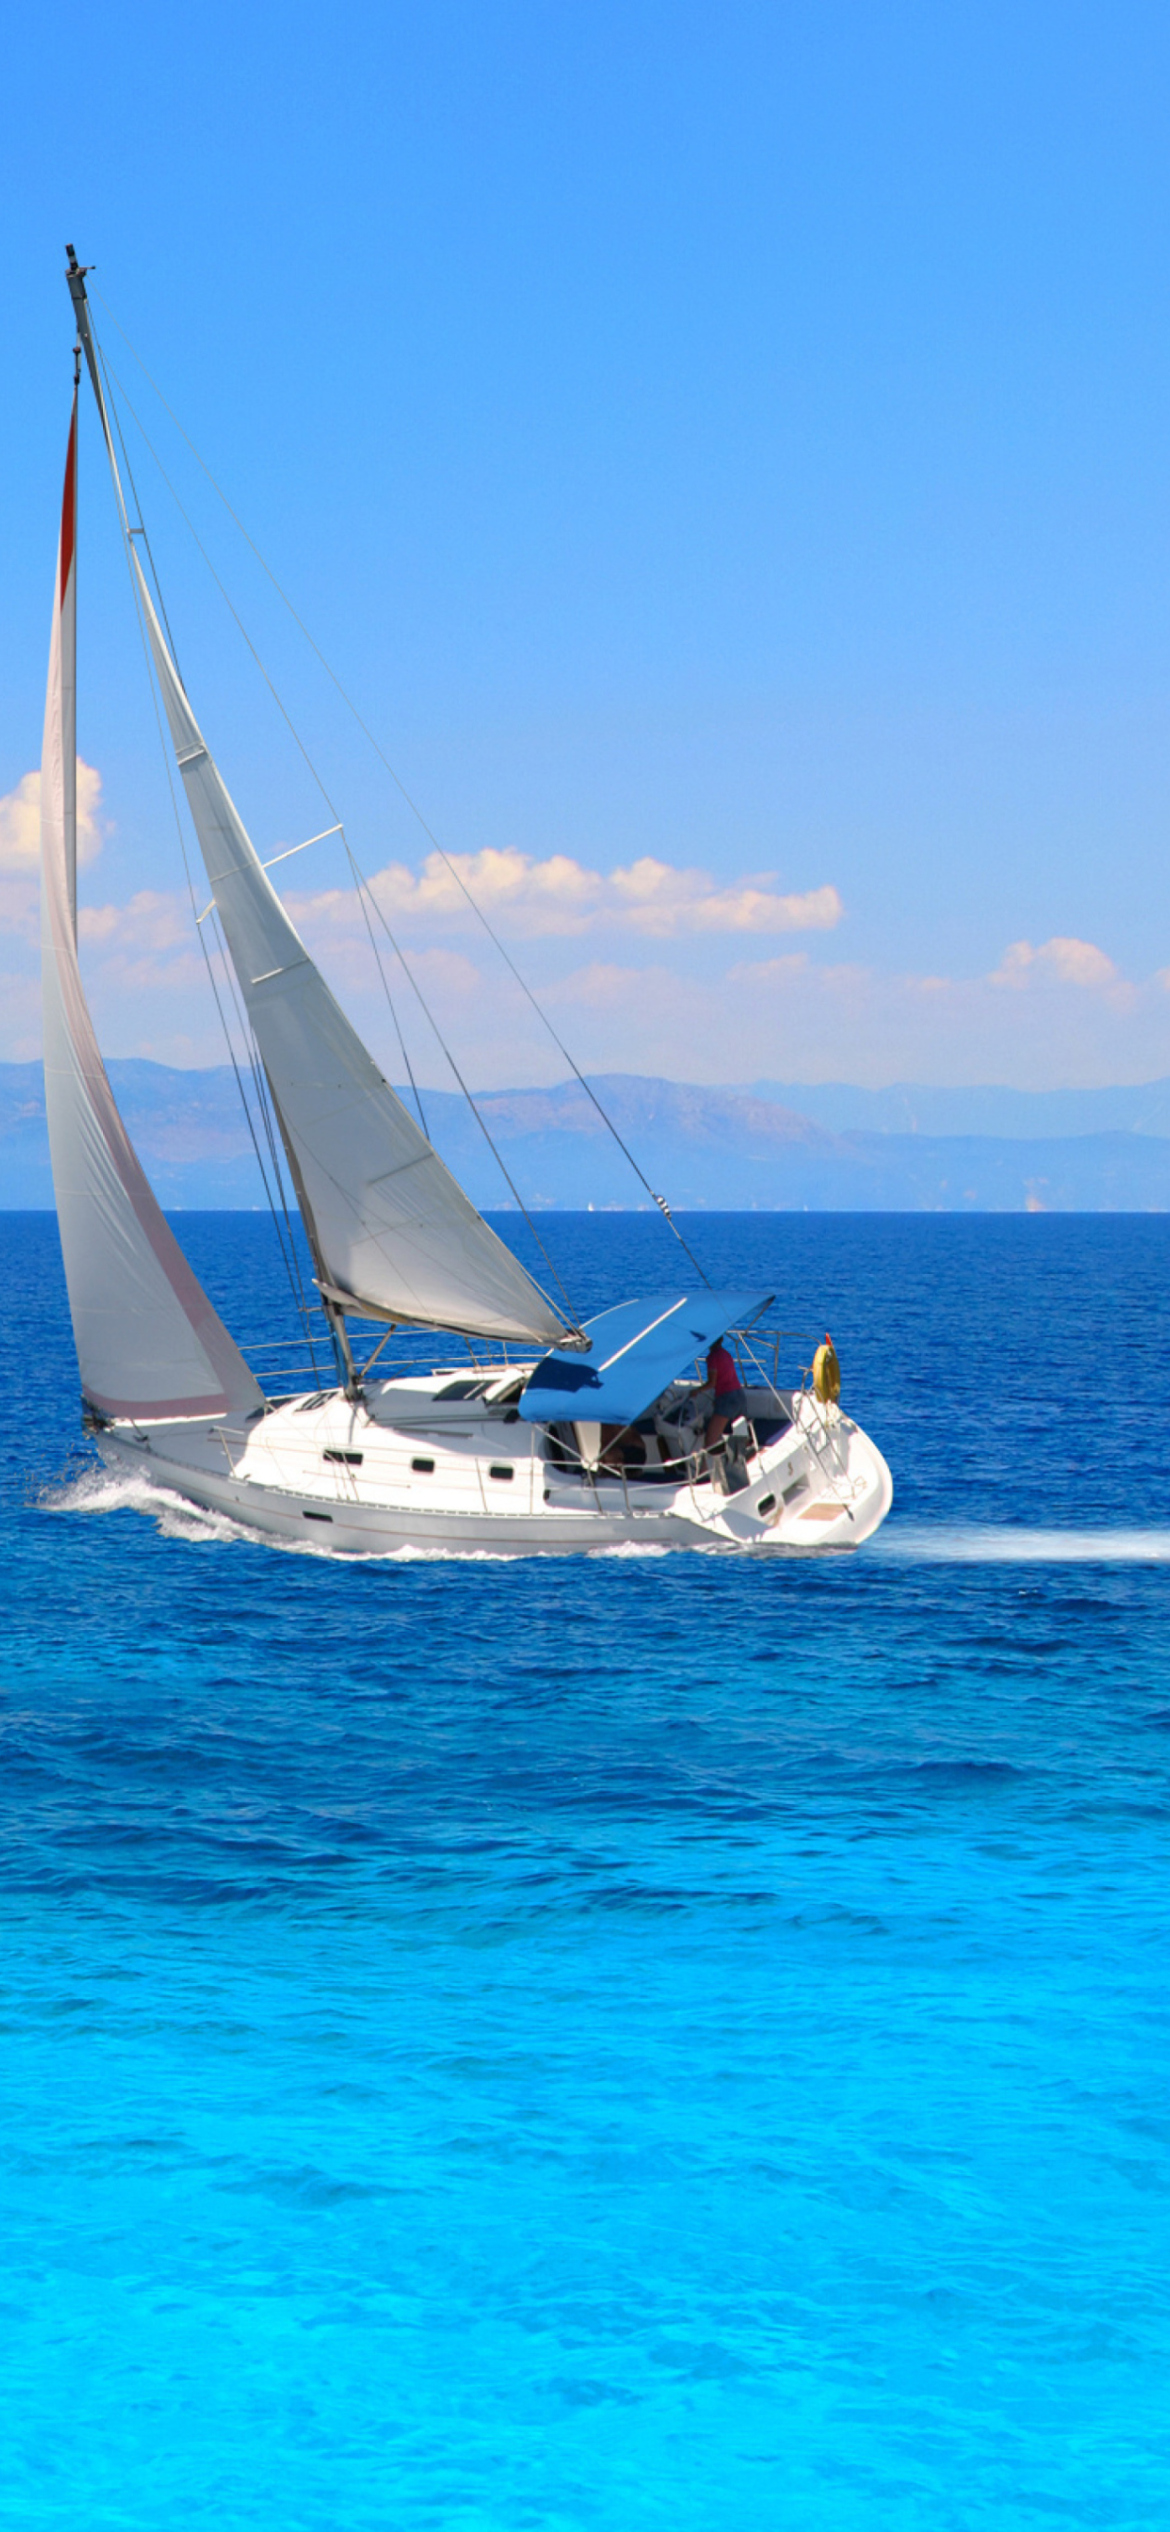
[[2, 1208, 1168, 2530]]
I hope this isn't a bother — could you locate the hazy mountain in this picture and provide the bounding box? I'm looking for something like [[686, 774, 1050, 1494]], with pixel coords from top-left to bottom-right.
[[6, 1061, 1170, 1211]]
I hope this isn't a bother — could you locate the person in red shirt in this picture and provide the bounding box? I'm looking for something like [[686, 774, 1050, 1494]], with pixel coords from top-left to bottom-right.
[[704, 1336, 746, 1449]]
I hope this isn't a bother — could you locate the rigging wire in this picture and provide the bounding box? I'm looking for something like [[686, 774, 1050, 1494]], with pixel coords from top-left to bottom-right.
[[93, 289, 712, 1288], [345, 856, 429, 1140], [94, 342, 585, 1338], [205, 898, 325, 1362]]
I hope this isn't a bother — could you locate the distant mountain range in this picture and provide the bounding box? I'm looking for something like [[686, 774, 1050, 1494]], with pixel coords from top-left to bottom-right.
[[7, 1060, 1170, 1211]]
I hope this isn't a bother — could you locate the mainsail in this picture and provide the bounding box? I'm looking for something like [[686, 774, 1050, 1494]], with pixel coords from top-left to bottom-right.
[[127, 554, 574, 1348], [40, 396, 265, 1424]]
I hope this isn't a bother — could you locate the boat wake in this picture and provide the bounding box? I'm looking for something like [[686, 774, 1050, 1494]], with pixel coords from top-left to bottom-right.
[[43, 1464, 263, 1549], [874, 1523, 1170, 1564]]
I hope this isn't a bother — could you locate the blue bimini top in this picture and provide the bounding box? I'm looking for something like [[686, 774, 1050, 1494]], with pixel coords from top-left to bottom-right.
[[518, 1290, 773, 1429]]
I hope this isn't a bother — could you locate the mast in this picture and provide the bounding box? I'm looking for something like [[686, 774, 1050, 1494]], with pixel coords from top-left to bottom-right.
[[60, 353, 79, 938], [65, 248, 128, 529]]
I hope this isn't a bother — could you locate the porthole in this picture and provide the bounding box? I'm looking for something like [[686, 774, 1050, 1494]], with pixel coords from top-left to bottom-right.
[[323, 1449, 363, 1465], [412, 1456, 435, 1474], [757, 1494, 776, 1517], [489, 1464, 514, 1482]]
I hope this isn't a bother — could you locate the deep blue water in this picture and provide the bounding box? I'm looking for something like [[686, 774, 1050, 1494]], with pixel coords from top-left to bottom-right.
[[3, 1210, 1169, 2530]]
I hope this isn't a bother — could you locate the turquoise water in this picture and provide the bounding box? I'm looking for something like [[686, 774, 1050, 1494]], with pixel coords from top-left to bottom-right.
[[3, 1212, 1169, 2528]]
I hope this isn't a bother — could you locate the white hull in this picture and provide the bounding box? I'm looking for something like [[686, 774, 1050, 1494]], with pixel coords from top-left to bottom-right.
[[95, 1368, 893, 1558]]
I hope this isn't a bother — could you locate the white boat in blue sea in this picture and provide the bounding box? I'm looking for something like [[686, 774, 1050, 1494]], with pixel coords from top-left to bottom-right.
[[40, 252, 892, 1556]]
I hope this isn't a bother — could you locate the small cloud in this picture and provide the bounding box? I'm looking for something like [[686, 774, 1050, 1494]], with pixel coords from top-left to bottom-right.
[[0, 762, 105, 873], [88, 947, 209, 994], [350, 848, 842, 941], [0, 774, 40, 873], [78, 889, 189, 953], [608, 862, 843, 937], [990, 935, 1121, 991], [727, 949, 851, 991], [988, 941, 1035, 990], [369, 847, 600, 937]]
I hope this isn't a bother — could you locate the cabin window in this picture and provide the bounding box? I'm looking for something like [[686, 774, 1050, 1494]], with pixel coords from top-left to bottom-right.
[[489, 1464, 514, 1482], [412, 1456, 435, 1474], [436, 1378, 489, 1402], [303, 1509, 333, 1522], [323, 1449, 363, 1465], [757, 1494, 776, 1517]]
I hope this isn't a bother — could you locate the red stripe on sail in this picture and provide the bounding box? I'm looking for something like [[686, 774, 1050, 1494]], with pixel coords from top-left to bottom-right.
[[59, 399, 77, 606]]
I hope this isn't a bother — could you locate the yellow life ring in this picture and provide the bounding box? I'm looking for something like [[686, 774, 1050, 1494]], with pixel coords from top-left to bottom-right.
[[812, 1335, 840, 1405]]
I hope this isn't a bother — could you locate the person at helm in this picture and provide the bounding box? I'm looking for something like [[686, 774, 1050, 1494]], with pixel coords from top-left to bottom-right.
[[703, 1335, 747, 1449]]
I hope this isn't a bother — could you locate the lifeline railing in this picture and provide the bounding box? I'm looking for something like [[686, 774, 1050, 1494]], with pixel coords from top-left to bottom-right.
[[234, 1312, 546, 1402]]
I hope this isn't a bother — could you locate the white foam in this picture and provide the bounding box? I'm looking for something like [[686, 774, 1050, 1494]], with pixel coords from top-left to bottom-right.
[[589, 1540, 674, 1560], [43, 1463, 262, 1548], [874, 1524, 1170, 1565]]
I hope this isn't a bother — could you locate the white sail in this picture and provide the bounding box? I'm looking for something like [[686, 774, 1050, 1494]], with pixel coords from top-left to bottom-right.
[[129, 554, 574, 1348], [40, 401, 265, 1424]]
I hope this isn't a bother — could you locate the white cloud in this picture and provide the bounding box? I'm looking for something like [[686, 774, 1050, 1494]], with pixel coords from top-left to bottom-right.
[[607, 862, 843, 937], [330, 847, 844, 940], [0, 762, 105, 873], [78, 890, 190, 954], [990, 935, 1124, 992], [371, 847, 600, 934], [87, 947, 210, 996]]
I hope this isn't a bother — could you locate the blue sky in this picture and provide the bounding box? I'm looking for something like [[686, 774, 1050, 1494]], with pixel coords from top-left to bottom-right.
[[5, 0, 1170, 1087]]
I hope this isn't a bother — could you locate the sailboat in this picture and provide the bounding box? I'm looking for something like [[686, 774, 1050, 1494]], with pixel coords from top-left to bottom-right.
[[40, 253, 893, 1557]]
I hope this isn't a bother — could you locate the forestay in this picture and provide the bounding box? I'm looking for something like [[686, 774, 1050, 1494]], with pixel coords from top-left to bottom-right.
[[40, 402, 264, 1424], [129, 558, 574, 1349]]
